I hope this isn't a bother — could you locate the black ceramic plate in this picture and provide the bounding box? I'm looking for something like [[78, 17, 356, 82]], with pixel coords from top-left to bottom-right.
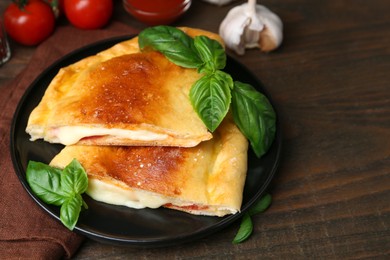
[[10, 36, 282, 247]]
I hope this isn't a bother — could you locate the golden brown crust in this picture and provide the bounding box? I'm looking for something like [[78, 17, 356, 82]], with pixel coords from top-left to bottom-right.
[[26, 27, 224, 147], [74, 53, 169, 126]]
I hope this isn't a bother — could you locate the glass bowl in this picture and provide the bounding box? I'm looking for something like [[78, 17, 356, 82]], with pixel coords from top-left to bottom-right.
[[123, 0, 192, 26]]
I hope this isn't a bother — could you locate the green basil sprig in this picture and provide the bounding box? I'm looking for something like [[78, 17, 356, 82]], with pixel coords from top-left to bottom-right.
[[26, 159, 88, 230], [139, 26, 276, 157], [233, 193, 272, 244]]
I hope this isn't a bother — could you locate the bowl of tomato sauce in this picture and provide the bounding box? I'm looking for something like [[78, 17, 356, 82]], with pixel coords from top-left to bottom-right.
[[123, 0, 192, 25]]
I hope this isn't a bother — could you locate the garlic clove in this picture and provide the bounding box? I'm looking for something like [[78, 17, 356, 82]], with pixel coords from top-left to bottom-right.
[[219, 5, 259, 55], [219, 2, 283, 55], [255, 5, 283, 52]]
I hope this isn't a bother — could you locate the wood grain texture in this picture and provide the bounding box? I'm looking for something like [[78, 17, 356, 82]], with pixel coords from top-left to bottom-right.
[[1, 0, 389, 258]]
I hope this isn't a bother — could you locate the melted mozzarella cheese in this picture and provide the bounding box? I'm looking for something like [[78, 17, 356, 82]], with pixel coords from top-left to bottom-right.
[[43, 126, 168, 145], [87, 178, 170, 209], [86, 178, 238, 216]]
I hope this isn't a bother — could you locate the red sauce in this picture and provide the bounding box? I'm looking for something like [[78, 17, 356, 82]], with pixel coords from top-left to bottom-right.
[[164, 203, 209, 211], [123, 0, 192, 25]]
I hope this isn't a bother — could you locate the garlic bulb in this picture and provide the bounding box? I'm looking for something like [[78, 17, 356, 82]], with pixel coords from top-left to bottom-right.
[[219, 0, 283, 55]]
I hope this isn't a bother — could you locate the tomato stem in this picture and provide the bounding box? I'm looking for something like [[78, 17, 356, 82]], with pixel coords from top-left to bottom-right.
[[49, 0, 59, 8], [12, 0, 28, 9], [48, 0, 60, 18]]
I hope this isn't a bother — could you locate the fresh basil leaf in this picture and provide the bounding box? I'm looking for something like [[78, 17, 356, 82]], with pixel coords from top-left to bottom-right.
[[190, 73, 231, 132], [60, 194, 83, 231], [61, 159, 88, 196], [26, 161, 67, 206], [231, 81, 276, 158], [248, 193, 272, 216], [194, 35, 226, 73], [138, 25, 202, 68], [232, 213, 253, 244], [232, 194, 272, 244], [26, 159, 88, 231], [215, 70, 234, 90]]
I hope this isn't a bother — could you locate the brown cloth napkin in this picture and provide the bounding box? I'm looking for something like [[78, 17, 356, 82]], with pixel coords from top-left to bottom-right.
[[0, 21, 139, 259]]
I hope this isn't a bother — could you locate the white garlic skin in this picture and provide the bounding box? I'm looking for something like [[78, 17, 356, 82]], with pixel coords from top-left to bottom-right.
[[219, 3, 283, 55]]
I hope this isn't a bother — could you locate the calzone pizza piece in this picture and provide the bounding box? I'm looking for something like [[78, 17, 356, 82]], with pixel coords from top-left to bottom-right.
[[26, 28, 223, 147], [50, 116, 248, 217]]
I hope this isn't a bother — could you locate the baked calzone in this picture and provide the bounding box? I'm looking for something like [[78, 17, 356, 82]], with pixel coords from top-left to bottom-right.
[[26, 28, 223, 147], [50, 116, 248, 216]]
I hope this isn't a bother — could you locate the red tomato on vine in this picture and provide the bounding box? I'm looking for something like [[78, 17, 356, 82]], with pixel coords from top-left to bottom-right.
[[4, 0, 56, 46]]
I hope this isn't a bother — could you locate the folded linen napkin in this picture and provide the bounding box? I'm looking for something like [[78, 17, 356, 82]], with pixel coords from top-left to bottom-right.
[[0, 21, 138, 259]]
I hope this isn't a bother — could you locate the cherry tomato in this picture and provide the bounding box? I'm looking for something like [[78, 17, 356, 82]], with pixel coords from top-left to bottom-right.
[[4, 0, 56, 46], [64, 0, 113, 30]]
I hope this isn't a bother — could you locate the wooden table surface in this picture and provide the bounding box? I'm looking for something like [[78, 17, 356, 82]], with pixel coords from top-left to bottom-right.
[[1, 0, 389, 258]]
